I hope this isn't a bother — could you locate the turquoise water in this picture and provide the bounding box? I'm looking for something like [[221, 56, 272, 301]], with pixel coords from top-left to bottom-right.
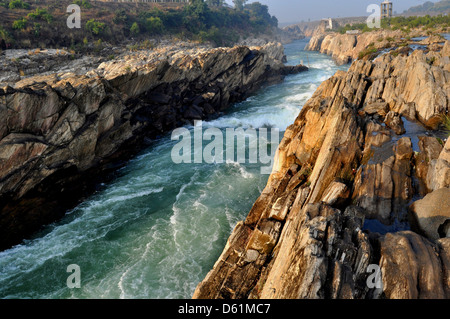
[[0, 39, 348, 299]]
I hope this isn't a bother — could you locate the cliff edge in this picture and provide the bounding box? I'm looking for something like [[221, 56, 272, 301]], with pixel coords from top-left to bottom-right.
[[193, 41, 450, 299], [0, 42, 307, 251]]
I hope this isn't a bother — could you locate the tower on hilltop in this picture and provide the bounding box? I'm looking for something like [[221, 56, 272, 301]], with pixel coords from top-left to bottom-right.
[[381, 0, 393, 19]]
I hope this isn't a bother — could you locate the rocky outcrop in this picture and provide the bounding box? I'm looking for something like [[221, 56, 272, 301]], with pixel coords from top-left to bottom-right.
[[306, 29, 434, 65], [317, 33, 357, 65], [0, 42, 307, 251], [194, 41, 450, 299], [304, 34, 325, 52], [380, 232, 450, 299], [352, 137, 413, 224], [425, 138, 450, 191], [314, 34, 450, 126], [0, 49, 107, 85], [277, 25, 306, 44], [409, 188, 450, 241]]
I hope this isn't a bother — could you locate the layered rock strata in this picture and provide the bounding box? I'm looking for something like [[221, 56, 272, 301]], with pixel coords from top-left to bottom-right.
[[305, 29, 442, 65], [0, 42, 307, 250], [194, 41, 450, 299]]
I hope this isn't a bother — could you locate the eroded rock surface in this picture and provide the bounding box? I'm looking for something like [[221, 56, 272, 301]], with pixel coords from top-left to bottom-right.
[[194, 40, 450, 299], [380, 232, 450, 299], [0, 42, 307, 250], [409, 188, 450, 241]]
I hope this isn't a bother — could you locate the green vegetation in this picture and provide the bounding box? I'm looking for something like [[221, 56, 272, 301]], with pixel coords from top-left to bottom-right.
[[0, 0, 279, 49], [9, 6, 54, 35], [0, 26, 10, 40], [33, 22, 41, 37], [441, 115, 450, 136], [358, 42, 377, 59], [27, 8, 53, 23], [338, 23, 371, 34], [338, 14, 450, 34], [233, 0, 246, 11], [130, 22, 140, 36], [94, 38, 102, 53], [73, 0, 92, 9], [206, 0, 224, 6], [85, 19, 106, 36], [382, 15, 450, 31], [404, 0, 450, 15], [126, 39, 154, 51], [390, 49, 401, 57], [113, 9, 129, 25], [145, 17, 164, 34], [12, 18, 27, 30], [8, 0, 29, 9], [130, 0, 277, 45], [197, 26, 222, 44], [358, 46, 378, 60], [426, 56, 437, 65]]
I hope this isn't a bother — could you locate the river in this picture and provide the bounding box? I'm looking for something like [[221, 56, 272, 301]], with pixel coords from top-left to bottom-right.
[[0, 38, 349, 299]]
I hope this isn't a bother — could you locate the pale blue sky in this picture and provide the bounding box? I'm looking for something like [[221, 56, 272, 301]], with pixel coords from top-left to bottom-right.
[[224, 0, 440, 23]]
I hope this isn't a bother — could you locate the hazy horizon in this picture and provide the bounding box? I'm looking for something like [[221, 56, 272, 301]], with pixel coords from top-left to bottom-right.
[[224, 0, 442, 23]]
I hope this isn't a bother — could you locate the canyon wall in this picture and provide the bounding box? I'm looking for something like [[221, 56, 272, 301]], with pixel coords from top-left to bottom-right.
[[193, 40, 450, 299], [305, 29, 437, 65], [0, 43, 307, 250]]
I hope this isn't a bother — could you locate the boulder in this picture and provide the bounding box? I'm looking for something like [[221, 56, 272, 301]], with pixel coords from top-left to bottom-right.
[[409, 188, 450, 240], [384, 111, 405, 135], [362, 101, 389, 117], [305, 34, 325, 51], [257, 203, 371, 299], [352, 137, 413, 224], [426, 138, 450, 191], [380, 231, 449, 299], [321, 181, 349, 206], [414, 136, 444, 194]]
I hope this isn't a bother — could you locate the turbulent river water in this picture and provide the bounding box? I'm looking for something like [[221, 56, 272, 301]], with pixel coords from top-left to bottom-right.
[[0, 39, 349, 299]]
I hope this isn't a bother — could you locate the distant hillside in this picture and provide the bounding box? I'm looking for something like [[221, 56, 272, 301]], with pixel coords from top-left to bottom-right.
[[403, 0, 450, 15], [0, 0, 279, 50]]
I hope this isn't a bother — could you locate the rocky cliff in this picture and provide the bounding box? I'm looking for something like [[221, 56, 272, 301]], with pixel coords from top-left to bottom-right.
[[0, 42, 307, 251], [193, 41, 450, 299], [305, 29, 437, 65]]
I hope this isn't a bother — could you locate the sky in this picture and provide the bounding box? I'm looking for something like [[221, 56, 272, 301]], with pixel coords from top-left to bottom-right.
[[224, 0, 440, 23]]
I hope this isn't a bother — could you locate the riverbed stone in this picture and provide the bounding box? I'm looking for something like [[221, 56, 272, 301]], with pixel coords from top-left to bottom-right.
[[380, 231, 448, 299], [409, 188, 450, 241]]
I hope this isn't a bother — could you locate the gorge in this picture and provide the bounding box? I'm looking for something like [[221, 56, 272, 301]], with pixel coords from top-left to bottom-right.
[[0, 41, 307, 251], [0, 30, 449, 299], [0, 39, 316, 298], [194, 34, 450, 299]]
